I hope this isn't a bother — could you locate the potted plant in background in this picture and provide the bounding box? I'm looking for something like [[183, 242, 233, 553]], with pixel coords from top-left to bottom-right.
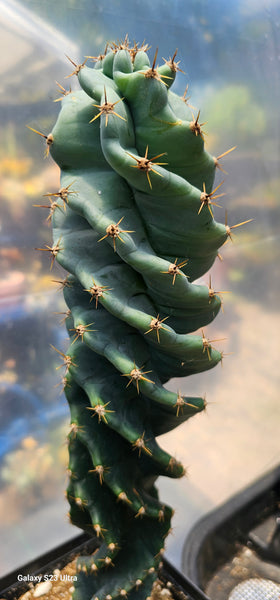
[[1, 37, 249, 600]]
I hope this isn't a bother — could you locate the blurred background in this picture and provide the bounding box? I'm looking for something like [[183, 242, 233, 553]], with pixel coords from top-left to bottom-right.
[[0, 0, 279, 578]]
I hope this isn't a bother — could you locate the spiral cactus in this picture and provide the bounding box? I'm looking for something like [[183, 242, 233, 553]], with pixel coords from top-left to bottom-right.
[[33, 38, 238, 600]]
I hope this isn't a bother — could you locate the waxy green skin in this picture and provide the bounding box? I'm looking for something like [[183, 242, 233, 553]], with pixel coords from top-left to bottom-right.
[[47, 44, 228, 600]]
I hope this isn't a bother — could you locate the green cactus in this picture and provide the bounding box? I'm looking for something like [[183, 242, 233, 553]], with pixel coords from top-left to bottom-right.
[[32, 38, 237, 600]]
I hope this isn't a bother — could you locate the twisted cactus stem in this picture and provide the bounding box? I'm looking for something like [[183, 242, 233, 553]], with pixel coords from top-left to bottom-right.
[[30, 37, 244, 600]]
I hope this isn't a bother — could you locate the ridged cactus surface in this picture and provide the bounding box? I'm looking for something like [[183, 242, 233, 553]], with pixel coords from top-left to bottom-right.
[[38, 39, 233, 600]]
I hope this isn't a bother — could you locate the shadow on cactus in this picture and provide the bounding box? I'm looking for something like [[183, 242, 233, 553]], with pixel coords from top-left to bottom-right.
[[30, 37, 242, 600]]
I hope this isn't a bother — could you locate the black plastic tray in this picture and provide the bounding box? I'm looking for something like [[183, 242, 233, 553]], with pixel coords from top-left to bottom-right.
[[182, 465, 280, 591], [0, 532, 211, 600]]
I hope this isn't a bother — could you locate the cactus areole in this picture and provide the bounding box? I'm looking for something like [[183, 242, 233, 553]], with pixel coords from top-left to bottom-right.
[[34, 38, 238, 600]]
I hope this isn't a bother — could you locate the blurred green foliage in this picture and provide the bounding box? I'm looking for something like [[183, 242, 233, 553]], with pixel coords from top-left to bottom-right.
[[206, 85, 266, 147]]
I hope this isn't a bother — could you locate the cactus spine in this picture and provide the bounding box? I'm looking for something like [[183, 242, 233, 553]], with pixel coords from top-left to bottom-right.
[[36, 38, 234, 600]]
